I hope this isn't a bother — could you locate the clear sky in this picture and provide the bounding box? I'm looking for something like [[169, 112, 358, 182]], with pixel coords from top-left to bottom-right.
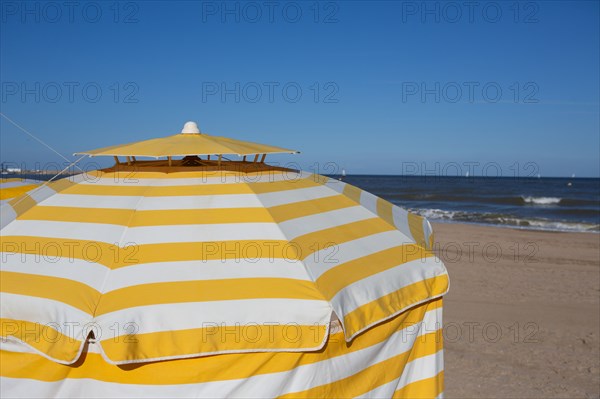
[[1, 0, 599, 177]]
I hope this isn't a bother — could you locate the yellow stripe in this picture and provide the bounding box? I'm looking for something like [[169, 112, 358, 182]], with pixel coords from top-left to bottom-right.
[[408, 213, 428, 248], [62, 176, 322, 197], [18, 206, 135, 224], [100, 324, 328, 363], [86, 169, 296, 180], [292, 218, 396, 261], [95, 278, 326, 315], [393, 371, 444, 399], [376, 197, 435, 250], [46, 178, 76, 192], [342, 183, 362, 203], [278, 331, 443, 398], [0, 299, 442, 383], [131, 207, 273, 225], [268, 195, 356, 223], [18, 197, 360, 226], [316, 245, 434, 299], [1, 247, 325, 316], [376, 197, 395, 226], [0, 184, 39, 200], [0, 237, 295, 269], [344, 276, 449, 338], [0, 178, 25, 183], [0, 272, 99, 315], [1, 219, 398, 270], [18, 206, 275, 225], [0, 319, 83, 363], [7, 194, 37, 217]]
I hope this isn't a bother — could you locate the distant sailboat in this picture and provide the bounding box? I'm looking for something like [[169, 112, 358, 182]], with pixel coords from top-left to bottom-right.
[[465, 171, 469, 178], [339, 168, 346, 181]]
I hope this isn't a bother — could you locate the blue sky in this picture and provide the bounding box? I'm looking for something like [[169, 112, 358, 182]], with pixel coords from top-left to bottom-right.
[[1, 0, 598, 177]]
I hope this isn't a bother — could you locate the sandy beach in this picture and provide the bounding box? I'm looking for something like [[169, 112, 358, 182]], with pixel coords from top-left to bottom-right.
[[433, 223, 600, 398]]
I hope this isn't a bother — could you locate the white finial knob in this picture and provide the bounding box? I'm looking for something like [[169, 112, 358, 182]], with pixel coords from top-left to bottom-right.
[[181, 121, 200, 134]]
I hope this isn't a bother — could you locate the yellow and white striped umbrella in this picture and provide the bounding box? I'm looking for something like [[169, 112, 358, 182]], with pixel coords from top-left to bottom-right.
[[0, 123, 448, 398]]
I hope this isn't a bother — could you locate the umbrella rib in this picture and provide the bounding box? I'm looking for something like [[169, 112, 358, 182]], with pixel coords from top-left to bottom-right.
[[91, 186, 151, 319]]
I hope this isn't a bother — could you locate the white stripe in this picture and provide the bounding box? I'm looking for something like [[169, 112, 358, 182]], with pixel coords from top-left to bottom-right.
[[38, 186, 342, 211], [0, 180, 39, 189], [0, 338, 106, 356], [357, 376, 401, 398], [39, 193, 264, 210], [123, 223, 286, 245], [397, 353, 444, 395], [1, 220, 288, 245], [80, 171, 309, 186], [357, 353, 444, 398], [0, 293, 91, 338], [0, 339, 42, 354], [1, 256, 311, 293], [324, 178, 346, 194], [1, 220, 126, 244], [359, 190, 378, 214], [303, 230, 415, 279], [95, 298, 333, 337], [1, 254, 107, 291], [279, 206, 374, 239], [39, 194, 147, 209], [0, 308, 442, 398], [423, 217, 433, 249], [103, 259, 311, 292], [332, 257, 447, 318], [0, 203, 17, 229], [392, 205, 413, 239], [27, 185, 56, 204], [66, 174, 88, 184], [257, 185, 340, 207], [136, 194, 263, 210]]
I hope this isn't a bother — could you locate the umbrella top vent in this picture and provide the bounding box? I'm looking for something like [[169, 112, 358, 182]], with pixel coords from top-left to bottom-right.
[[181, 121, 201, 134]]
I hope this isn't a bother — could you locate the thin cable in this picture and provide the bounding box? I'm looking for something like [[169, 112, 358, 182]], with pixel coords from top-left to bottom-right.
[[0, 112, 84, 173], [7, 155, 88, 209]]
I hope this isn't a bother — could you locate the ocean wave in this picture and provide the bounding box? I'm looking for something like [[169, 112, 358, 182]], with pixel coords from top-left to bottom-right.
[[410, 208, 599, 233], [522, 196, 561, 205], [387, 193, 569, 206]]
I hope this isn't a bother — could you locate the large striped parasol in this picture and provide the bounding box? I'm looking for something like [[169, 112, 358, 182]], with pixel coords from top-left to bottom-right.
[[0, 122, 449, 398]]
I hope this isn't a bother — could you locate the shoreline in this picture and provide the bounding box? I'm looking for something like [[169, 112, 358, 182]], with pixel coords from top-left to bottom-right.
[[431, 219, 600, 234], [433, 222, 600, 398]]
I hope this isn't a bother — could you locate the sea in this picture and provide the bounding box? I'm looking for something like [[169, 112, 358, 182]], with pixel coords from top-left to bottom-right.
[[338, 175, 600, 233], [4, 173, 599, 233]]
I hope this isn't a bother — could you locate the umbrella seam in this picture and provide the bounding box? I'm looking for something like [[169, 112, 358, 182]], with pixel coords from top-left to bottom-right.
[[89, 180, 154, 346], [246, 171, 346, 329], [94, 329, 333, 365]]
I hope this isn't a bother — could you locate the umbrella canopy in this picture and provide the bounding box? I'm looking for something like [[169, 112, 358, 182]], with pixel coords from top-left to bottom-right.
[[75, 121, 298, 158], [1, 122, 448, 398]]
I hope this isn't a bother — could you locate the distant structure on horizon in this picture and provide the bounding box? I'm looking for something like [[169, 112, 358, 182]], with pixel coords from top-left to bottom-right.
[[0, 163, 21, 174]]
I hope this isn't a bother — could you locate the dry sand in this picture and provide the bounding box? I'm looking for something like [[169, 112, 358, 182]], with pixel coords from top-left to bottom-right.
[[433, 223, 600, 398]]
